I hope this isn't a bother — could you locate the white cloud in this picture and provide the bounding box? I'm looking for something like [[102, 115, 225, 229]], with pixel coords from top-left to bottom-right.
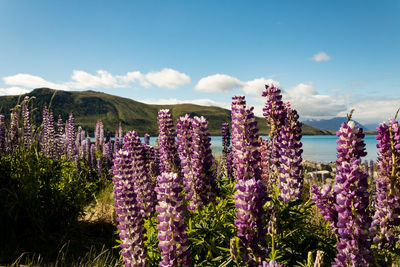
[[117, 71, 150, 87], [0, 86, 30, 96], [67, 70, 120, 89], [4, 73, 69, 90], [140, 98, 231, 110], [145, 68, 191, 88], [2, 68, 191, 91], [195, 74, 244, 93], [282, 82, 346, 120], [338, 99, 400, 125], [242, 78, 280, 95], [195, 74, 279, 95], [312, 52, 331, 62]]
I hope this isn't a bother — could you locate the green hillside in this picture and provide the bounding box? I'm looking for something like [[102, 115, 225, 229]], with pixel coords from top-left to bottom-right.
[[0, 88, 332, 136]]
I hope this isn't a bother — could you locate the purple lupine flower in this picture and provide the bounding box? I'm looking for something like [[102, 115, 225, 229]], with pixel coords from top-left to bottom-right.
[[176, 115, 195, 208], [155, 172, 190, 267], [95, 120, 104, 149], [334, 121, 371, 266], [231, 95, 267, 263], [103, 141, 113, 168], [231, 95, 261, 182], [45, 111, 56, 158], [21, 98, 32, 148], [75, 126, 83, 158], [157, 109, 180, 173], [333, 158, 371, 266], [56, 115, 64, 157], [42, 107, 57, 157], [66, 113, 76, 159], [275, 109, 303, 202], [0, 115, 6, 154], [177, 115, 217, 210], [370, 121, 400, 248], [261, 86, 289, 192], [80, 129, 86, 160], [112, 149, 147, 266], [258, 138, 273, 190], [190, 116, 217, 209], [311, 184, 338, 234], [42, 106, 50, 151], [262, 84, 287, 137], [234, 178, 268, 264], [123, 131, 156, 218], [312, 120, 372, 266], [9, 111, 18, 151], [336, 121, 367, 163]]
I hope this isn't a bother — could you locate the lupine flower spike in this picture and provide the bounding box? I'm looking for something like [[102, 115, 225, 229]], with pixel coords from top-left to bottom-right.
[[312, 116, 371, 266], [155, 172, 190, 266], [370, 114, 400, 249], [231, 95, 267, 264], [157, 109, 180, 173], [112, 144, 147, 266]]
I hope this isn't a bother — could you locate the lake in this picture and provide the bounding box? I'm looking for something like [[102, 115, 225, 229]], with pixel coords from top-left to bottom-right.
[[143, 135, 378, 163]]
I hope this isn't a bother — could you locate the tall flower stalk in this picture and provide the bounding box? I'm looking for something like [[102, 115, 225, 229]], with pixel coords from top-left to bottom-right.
[[177, 115, 217, 211], [275, 108, 303, 202], [370, 118, 400, 248], [21, 97, 32, 148], [231, 95, 267, 264], [262, 85, 304, 201], [66, 113, 76, 159], [155, 172, 190, 266], [112, 147, 147, 266], [56, 115, 64, 157], [123, 131, 156, 218], [157, 109, 180, 173], [9, 111, 18, 151], [312, 119, 371, 266]]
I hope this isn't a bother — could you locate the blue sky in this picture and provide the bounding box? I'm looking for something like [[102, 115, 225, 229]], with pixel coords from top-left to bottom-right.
[[0, 0, 399, 125]]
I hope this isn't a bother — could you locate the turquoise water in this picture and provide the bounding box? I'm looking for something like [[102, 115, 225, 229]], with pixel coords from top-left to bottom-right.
[[143, 135, 378, 163]]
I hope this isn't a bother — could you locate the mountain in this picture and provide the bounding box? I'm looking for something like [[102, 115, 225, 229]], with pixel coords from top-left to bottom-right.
[[302, 117, 369, 131], [0, 88, 333, 136]]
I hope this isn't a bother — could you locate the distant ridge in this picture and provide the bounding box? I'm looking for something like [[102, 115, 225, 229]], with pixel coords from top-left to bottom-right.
[[0, 88, 333, 136], [303, 117, 369, 131]]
